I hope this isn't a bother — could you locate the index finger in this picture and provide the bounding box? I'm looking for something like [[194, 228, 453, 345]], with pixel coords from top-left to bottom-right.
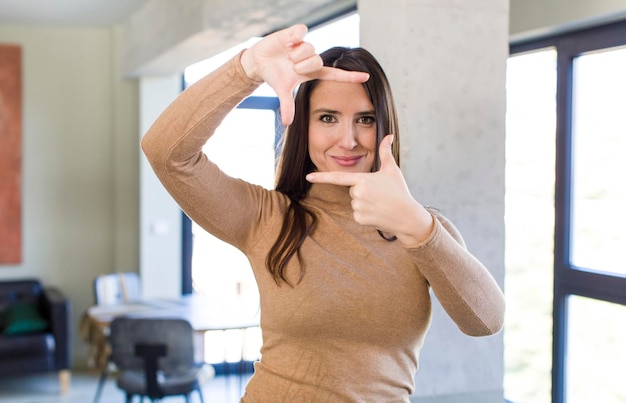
[[306, 171, 363, 186]]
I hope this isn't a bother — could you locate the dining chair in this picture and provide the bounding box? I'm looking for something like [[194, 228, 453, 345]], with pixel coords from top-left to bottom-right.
[[109, 317, 206, 403], [91, 272, 143, 403], [93, 272, 141, 305]]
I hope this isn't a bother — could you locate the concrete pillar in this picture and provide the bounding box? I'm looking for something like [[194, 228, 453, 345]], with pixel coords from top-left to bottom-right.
[[358, 1, 508, 402], [139, 75, 184, 299]]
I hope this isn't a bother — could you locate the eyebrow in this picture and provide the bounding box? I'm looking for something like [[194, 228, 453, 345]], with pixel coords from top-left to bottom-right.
[[311, 108, 376, 115], [311, 108, 339, 115]]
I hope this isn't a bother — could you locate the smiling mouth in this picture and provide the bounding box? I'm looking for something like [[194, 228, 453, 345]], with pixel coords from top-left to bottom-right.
[[332, 155, 363, 167]]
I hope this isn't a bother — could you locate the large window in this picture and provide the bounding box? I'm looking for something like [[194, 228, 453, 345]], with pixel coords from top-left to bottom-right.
[[507, 20, 626, 403]]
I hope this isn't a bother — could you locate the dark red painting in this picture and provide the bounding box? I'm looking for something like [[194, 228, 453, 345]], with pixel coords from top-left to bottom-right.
[[0, 44, 22, 264]]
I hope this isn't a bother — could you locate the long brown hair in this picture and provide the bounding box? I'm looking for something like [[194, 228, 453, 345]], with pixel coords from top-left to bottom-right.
[[266, 47, 401, 286]]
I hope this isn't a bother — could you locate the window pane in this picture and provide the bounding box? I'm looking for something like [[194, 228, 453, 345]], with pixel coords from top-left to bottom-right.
[[571, 47, 626, 275], [567, 295, 626, 403], [504, 48, 556, 403], [203, 108, 276, 189]]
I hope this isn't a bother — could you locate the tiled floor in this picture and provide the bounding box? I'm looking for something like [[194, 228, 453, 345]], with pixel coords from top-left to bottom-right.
[[0, 368, 251, 403]]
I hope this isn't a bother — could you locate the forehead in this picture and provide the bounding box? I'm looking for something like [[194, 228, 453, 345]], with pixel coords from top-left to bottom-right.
[[309, 81, 373, 109]]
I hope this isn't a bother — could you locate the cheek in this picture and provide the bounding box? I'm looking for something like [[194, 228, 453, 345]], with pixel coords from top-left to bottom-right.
[[362, 129, 378, 152], [363, 130, 378, 169], [365, 130, 378, 149], [308, 123, 334, 148]]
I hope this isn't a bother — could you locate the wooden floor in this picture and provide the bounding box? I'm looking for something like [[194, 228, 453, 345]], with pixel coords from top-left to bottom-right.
[[0, 368, 251, 403]]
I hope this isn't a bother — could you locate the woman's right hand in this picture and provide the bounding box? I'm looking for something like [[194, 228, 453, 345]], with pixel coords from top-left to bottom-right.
[[240, 24, 369, 125]]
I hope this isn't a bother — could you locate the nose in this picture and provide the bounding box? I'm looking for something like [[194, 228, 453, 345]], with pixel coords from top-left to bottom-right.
[[338, 123, 357, 150]]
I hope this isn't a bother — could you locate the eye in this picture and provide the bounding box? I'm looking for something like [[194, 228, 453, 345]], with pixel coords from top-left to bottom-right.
[[357, 115, 376, 125], [319, 114, 336, 123]]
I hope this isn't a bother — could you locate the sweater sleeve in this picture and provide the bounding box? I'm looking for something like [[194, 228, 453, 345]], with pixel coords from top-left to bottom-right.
[[408, 213, 505, 336], [141, 52, 283, 250]]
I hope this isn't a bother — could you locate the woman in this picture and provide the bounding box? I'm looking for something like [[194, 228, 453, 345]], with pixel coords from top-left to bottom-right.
[[142, 24, 504, 402]]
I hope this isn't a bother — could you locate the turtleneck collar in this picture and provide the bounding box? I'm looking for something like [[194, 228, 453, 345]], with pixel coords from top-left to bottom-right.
[[304, 183, 353, 212]]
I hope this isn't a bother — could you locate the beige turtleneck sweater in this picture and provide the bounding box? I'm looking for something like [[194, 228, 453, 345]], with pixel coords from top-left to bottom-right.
[[141, 53, 505, 402]]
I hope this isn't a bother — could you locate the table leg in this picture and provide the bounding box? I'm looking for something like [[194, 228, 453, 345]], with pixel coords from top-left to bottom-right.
[[239, 328, 246, 394], [92, 365, 108, 403]]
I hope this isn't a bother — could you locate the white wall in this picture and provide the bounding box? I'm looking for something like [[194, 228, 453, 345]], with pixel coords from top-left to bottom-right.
[[112, 26, 141, 274], [0, 25, 140, 369]]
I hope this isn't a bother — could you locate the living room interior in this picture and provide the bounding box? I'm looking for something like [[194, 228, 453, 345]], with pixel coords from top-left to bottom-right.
[[1, 1, 625, 402]]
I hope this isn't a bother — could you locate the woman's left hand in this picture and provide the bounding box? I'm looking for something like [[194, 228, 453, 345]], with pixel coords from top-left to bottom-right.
[[306, 134, 434, 248]]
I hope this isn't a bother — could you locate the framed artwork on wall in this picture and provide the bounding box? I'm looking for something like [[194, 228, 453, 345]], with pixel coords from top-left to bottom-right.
[[0, 44, 22, 264]]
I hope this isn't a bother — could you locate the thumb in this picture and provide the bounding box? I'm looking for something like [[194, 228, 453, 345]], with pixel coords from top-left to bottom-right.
[[378, 134, 396, 170]]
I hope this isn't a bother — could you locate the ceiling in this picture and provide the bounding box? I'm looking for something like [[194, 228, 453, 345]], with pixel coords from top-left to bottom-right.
[[0, 0, 151, 28]]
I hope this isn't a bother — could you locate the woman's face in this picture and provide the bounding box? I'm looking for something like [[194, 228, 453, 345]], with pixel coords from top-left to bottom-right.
[[307, 81, 377, 173]]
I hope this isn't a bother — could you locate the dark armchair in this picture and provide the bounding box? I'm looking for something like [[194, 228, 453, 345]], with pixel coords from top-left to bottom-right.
[[0, 278, 71, 394]]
